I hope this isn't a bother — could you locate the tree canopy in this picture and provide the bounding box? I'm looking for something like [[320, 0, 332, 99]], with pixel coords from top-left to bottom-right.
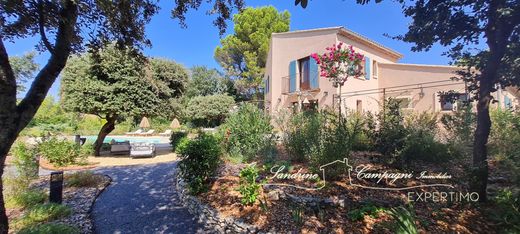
[[61, 44, 188, 155], [0, 1, 244, 232], [186, 66, 230, 98], [10, 52, 39, 93], [214, 6, 290, 98]]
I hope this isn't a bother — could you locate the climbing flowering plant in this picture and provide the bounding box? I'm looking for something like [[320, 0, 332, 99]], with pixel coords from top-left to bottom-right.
[[310, 42, 364, 88]]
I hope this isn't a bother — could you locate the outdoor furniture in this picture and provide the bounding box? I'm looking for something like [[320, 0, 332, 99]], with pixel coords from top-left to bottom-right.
[[110, 140, 131, 155], [139, 129, 155, 136], [130, 142, 156, 158], [158, 129, 172, 136], [125, 129, 143, 136]]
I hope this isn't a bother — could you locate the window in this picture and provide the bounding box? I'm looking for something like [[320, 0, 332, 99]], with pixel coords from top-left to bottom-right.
[[356, 100, 362, 113], [298, 57, 310, 91], [372, 60, 378, 79], [439, 93, 468, 111]]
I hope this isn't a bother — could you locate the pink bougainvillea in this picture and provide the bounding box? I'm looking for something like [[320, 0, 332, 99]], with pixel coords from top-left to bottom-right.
[[310, 42, 364, 88]]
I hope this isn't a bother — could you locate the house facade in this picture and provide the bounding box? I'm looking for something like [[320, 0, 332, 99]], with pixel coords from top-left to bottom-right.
[[264, 27, 518, 114]]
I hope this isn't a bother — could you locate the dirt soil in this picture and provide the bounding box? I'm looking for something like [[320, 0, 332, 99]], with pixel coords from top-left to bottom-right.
[[199, 152, 502, 233]]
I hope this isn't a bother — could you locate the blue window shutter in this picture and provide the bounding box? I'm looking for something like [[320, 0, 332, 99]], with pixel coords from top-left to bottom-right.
[[505, 96, 511, 108], [265, 76, 269, 93], [289, 61, 297, 92], [310, 58, 319, 89], [365, 56, 371, 80]]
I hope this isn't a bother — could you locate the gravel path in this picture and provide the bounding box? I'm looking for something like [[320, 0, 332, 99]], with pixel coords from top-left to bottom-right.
[[91, 162, 204, 234]]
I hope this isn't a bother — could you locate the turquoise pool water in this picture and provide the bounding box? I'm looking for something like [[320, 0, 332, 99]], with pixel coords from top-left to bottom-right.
[[84, 136, 166, 144]]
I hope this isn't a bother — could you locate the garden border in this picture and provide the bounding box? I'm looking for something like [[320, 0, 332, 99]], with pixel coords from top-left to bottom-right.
[[175, 172, 260, 233]]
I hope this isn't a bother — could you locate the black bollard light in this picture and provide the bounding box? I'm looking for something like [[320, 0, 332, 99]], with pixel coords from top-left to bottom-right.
[[49, 171, 64, 204]]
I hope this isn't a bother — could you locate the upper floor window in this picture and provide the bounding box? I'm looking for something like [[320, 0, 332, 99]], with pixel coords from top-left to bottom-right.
[[299, 57, 310, 91]]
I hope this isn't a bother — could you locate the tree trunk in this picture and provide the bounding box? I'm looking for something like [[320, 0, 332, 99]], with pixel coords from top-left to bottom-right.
[[0, 2, 78, 232], [471, 85, 492, 202], [94, 116, 117, 156]]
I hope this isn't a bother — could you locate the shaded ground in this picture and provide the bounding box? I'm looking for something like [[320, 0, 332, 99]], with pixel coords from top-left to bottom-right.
[[91, 162, 204, 234]]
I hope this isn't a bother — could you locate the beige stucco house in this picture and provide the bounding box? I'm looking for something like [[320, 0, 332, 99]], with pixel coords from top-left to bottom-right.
[[264, 27, 518, 114]]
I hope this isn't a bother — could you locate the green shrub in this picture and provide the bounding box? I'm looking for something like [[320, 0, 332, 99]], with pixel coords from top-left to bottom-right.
[[79, 142, 94, 156], [347, 203, 386, 221], [18, 223, 80, 234], [220, 103, 273, 162], [283, 111, 322, 162], [178, 133, 221, 194], [440, 104, 475, 156], [175, 136, 191, 154], [373, 98, 408, 159], [490, 189, 520, 232], [10, 141, 39, 179], [170, 131, 188, 152], [396, 131, 459, 165], [489, 109, 520, 182], [185, 94, 235, 127], [37, 136, 83, 167], [6, 189, 46, 209], [386, 205, 418, 234], [24, 203, 72, 224], [238, 164, 262, 206], [66, 171, 101, 187]]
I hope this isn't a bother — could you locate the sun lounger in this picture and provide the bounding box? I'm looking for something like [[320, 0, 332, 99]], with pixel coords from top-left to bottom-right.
[[130, 142, 156, 158], [139, 129, 155, 136], [110, 141, 131, 155], [158, 129, 172, 136], [125, 129, 143, 136]]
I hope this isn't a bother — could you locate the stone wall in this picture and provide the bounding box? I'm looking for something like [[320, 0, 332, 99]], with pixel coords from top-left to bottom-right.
[[175, 174, 259, 233]]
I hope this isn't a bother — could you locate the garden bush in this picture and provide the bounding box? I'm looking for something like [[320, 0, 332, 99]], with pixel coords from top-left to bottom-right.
[[6, 189, 46, 209], [37, 136, 84, 167], [489, 109, 520, 182], [177, 133, 221, 194], [282, 110, 361, 179], [170, 131, 188, 152], [23, 203, 72, 225], [283, 111, 322, 162], [490, 189, 520, 233], [185, 94, 235, 127], [387, 205, 418, 234], [18, 223, 80, 234], [440, 104, 475, 156], [220, 103, 273, 162], [66, 171, 102, 187], [10, 141, 39, 179], [238, 164, 263, 206], [373, 98, 408, 159]]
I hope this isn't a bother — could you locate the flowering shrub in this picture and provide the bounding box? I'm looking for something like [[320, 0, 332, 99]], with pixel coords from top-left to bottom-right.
[[310, 42, 364, 88]]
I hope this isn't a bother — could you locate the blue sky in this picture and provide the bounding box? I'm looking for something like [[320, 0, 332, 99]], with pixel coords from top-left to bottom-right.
[[7, 0, 455, 99]]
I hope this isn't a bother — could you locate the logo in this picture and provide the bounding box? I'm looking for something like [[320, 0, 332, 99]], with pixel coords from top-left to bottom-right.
[[262, 158, 478, 202]]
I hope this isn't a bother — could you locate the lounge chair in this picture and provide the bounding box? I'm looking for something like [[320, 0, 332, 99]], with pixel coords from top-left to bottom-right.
[[125, 129, 143, 136], [110, 140, 131, 155], [158, 129, 172, 136], [130, 142, 156, 158], [139, 129, 155, 136]]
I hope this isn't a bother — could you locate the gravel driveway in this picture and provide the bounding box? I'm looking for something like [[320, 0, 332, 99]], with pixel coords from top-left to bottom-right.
[[91, 161, 204, 233]]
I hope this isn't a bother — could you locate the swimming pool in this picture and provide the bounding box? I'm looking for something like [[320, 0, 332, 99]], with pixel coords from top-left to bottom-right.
[[84, 136, 169, 144]]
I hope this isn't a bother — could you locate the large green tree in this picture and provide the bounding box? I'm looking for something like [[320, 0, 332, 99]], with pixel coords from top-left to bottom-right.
[[214, 6, 290, 99], [10, 52, 39, 93], [296, 0, 520, 201], [149, 57, 189, 118], [186, 65, 231, 98], [61, 45, 188, 156], [0, 1, 243, 231]]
